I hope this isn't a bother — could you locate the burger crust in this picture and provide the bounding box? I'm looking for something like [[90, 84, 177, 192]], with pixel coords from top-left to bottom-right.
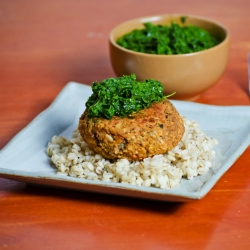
[[78, 99, 184, 161]]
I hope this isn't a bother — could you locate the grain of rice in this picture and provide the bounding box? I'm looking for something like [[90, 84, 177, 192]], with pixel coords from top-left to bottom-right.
[[46, 116, 218, 189]]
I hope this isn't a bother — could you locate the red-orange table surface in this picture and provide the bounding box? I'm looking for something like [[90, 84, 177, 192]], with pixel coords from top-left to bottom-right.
[[0, 1, 250, 249]]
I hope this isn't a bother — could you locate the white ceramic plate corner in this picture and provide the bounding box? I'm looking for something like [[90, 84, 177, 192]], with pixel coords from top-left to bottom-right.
[[0, 82, 250, 202]]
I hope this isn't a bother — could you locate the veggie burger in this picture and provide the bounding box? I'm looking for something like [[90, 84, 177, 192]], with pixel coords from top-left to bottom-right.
[[78, 74, 184, 161]]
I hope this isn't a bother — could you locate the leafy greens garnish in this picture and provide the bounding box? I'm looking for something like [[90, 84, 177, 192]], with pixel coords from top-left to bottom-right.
[[116, 21, 219, 55], [86, 74, 170, 119]]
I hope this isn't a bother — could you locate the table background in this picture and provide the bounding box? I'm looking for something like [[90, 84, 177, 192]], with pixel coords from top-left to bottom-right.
[[0, 0, 250, 249]]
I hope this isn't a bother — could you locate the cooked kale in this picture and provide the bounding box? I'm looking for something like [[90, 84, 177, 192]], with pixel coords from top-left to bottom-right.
[[86, 74, 173, 119], [116, 21, 219, 55]]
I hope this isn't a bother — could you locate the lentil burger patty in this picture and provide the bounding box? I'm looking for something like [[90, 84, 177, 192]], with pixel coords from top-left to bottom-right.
[[78, 98, 184, 161]]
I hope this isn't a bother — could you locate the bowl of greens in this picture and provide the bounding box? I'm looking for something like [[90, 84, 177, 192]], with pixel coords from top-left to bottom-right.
[[109, 14, 230, 100]]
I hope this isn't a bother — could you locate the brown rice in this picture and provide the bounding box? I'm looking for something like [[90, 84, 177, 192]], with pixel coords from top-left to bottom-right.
[[47, 117, 218, 189]]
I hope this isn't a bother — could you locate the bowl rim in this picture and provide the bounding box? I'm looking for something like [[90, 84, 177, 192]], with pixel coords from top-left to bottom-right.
[[109, 14, 230, 57]]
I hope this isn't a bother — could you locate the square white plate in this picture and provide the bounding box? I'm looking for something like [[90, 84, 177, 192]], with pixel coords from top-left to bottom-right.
[[0, 82, 250, 202]]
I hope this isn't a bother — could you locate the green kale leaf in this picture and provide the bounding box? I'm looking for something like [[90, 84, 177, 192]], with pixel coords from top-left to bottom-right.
[[86, 74, 166, 119], [116, 20, 219, 55]]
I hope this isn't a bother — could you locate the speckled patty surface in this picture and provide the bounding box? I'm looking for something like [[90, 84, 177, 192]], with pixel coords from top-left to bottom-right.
[[78, 99, 184, 161]]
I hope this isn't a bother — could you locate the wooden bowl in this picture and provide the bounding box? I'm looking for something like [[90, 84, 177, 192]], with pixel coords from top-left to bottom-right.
[[109, 14, 230, 100]]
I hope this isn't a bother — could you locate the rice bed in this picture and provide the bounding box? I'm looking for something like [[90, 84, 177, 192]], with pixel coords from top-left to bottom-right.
[[47, 117, 218, 189]]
